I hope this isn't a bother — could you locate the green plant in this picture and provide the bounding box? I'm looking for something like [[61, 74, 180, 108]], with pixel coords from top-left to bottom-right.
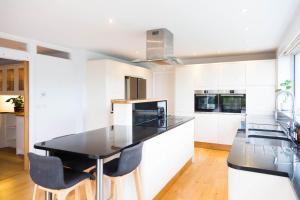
[[6, 96, 24, 108], [276, 80, 293, 92]]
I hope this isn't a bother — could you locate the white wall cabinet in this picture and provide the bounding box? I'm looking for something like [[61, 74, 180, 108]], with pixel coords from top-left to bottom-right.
[[246, 60, 276, 86], [193, 64, 220, 90], [195, 113, 242, 145], [219, 62, 246, 89]]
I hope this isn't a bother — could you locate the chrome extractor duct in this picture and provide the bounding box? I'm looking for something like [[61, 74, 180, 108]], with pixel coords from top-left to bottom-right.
[[132, 28, 182, 65]]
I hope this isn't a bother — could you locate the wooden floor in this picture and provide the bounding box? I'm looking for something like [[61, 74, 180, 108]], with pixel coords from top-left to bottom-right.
[[0, 148, 23, 181], [0, 148, 228, 200]]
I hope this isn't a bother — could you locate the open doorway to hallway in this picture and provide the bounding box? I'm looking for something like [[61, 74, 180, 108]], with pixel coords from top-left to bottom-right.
[[0, 58, 29, 179]]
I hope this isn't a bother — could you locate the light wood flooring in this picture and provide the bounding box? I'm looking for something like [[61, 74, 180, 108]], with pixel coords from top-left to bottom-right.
[[0, 148, 229, 200]]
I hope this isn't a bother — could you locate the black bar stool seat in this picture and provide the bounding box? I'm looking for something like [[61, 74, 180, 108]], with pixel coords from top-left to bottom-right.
[[28, 153, 94, 200]]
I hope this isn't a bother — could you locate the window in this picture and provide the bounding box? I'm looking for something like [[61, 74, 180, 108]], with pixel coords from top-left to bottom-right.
[[37, 46, 70, 59], [0, 38, 27, 51], [295, 53, 300, 110]]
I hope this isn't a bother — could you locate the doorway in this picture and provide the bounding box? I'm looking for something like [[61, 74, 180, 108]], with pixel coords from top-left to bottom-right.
[[0, 58, 29, 177]]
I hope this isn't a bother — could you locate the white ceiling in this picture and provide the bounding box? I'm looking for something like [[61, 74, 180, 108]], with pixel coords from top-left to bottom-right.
[[0, 0, 299, 60]]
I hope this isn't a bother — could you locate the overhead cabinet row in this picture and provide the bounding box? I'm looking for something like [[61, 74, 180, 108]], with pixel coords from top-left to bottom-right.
[[192, 59, 275, 89]]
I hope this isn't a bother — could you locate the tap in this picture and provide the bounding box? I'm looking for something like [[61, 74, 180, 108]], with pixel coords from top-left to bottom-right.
[[275, 90, 296, 139]]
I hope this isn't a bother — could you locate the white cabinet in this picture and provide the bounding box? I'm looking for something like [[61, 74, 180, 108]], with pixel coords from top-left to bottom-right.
[[218, 114, 241, 145], [0, 113, 17, 148], [16, 116, 24, 155], [195, 113, 242, 145], [193, 64, 220, 90], [175, 66, 194, 114], [195, 113, 219, 143], [246, 60, 275, 86], [219, 62, 246, 89]]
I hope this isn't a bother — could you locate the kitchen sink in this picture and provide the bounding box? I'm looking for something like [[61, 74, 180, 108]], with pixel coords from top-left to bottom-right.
[[247, 130, 288, 140], [247, 123, 285, 133]]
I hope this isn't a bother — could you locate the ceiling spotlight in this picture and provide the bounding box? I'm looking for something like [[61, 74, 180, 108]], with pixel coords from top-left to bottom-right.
[[244, 27, 249, 31], [135, 51, 139, 54], [241, 8, 248, 13], [108, 18, 113, 24]]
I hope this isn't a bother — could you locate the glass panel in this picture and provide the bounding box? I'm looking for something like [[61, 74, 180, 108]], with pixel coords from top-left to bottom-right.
[[18, 68, 24, 91], [0, 70, 3, 91], [295, 53, 300, 109], [7, 69, 14, 91], [0, 38, 27, 51], [37, 46, 70, 59]]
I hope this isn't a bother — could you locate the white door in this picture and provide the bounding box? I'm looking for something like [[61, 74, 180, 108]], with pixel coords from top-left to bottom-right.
[[194, 113, 219, 143], [218, 114, 241, 145]]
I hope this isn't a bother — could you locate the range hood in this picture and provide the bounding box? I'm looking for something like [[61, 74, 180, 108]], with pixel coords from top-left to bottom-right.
[[132, 28, 182, 65]]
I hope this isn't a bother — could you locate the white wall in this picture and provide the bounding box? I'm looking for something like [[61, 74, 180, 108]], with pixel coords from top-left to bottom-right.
[[0, 32, 136, 153], [152, 68, 175, 115], [85, 59, 153, 130]]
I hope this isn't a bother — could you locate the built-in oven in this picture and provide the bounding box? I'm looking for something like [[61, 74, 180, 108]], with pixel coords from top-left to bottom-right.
[[219, 90, 246, 113], [194, 90, 219, 112]]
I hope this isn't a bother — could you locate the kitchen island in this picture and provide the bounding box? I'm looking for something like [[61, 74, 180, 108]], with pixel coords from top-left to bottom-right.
[[227, 115, 300, 200], [35, 115, 195, 200]]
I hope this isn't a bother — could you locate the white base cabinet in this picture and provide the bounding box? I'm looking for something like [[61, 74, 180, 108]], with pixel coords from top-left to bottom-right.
[[195, 113, 242, 145]]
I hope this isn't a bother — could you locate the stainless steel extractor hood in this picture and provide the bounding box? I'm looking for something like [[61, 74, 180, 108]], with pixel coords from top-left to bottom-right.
[[132, 28, 182, 65]]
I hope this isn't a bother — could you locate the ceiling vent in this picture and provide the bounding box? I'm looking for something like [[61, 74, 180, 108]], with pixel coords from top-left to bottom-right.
[[132, 28, 182, 65]]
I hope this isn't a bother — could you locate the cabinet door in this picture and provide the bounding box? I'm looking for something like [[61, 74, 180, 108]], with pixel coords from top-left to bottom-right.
[[175, 66, 194, 114], [6, 68, 15, 91], [0, 69, 3, 92], [18, 68, 24, 91], [246, 86, 275, 115], [195, 113, 219, 143], [194, 63, 220, 90], [218, 114, 241, 145], [219, 62, 246, 89], [246, 60, 275, 86]]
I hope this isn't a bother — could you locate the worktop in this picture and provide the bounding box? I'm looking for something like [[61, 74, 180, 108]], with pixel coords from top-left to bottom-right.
[[111, 98, 167, 104], [227, 115, 300, 200]]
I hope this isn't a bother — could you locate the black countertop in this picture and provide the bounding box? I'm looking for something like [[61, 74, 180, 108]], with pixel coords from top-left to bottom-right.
[[34, 115, 194, 159], [227, 115, 300, 198]]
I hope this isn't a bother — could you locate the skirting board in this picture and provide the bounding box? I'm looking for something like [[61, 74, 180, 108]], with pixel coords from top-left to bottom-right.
[[153, 158, 193, 200], [194, 142, 231, 151]]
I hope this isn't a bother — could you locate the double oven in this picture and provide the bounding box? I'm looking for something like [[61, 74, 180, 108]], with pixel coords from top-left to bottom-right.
[[194, 90, 246, 113]]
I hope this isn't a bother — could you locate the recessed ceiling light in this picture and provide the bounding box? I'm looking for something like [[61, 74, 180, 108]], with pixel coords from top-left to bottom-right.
[[135, 51, 139, 54], [241, 8, 248, 13], [108, 18, 113, 24], [244, 27, 249, 31]]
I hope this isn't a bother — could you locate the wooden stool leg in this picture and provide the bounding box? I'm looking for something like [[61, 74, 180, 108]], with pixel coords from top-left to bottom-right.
[[75, 187, 80, 200], [32, 184, 37, 200], [109, 178, 116, 200], [116, 178, 123, 200], [84, 180, 94, 200], [133, 167, 142, 200], [57, 192, 68, 200]]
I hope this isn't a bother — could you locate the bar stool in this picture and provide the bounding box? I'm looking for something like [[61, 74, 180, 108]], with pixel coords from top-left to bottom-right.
[[104, 142, 144, 200], [28, 153, 94, 200]]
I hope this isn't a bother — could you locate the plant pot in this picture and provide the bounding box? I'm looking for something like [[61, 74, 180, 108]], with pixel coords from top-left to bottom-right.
[[14, 107, 24, 113]]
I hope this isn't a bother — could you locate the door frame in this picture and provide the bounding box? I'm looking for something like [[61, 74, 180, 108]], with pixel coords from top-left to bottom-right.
[[23, 61, 29, 170]]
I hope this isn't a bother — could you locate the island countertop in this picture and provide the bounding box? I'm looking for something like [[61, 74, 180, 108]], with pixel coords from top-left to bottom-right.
[[34, 115, 194, 159], [111, 98, 167, 104]]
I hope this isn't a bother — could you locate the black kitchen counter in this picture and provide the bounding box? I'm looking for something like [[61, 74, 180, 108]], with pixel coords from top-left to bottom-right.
[[34, 115, 194, 159], [227, 115, 300, 198]]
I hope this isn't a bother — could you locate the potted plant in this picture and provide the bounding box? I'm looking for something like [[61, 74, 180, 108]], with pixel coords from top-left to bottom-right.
[[6, 96, 24, 112], [276, 80, 293, 111]]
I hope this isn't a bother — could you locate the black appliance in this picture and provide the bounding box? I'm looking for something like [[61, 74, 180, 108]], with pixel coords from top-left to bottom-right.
[[219, 90, 246, 113], [194, 90, 219, 112]]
